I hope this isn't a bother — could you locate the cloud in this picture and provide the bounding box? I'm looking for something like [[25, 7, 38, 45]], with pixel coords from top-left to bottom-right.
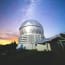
[[0, 37, 9, 40], [0, 32, 19, 45], [0, 32, 18, 40]]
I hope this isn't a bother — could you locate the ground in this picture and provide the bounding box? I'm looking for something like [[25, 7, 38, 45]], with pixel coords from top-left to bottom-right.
[[0, 42, 65, 65]]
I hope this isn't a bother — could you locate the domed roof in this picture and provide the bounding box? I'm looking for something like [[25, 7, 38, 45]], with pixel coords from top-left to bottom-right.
[[19, 20, 43, 30]]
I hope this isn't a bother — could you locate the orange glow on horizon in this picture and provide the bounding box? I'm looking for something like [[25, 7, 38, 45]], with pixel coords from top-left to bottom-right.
[[0, 37, 18, 45], [0, 31, 19, 45]]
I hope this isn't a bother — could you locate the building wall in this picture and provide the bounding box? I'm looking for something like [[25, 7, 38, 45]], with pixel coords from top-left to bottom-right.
[[18, 34, 43, 49], [36, 43, 51, 51]]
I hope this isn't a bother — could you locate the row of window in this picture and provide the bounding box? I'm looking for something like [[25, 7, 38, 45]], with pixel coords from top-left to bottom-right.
[[19, 34, 42, 44]]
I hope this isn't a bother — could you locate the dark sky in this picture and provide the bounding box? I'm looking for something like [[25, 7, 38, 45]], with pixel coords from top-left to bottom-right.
[[0, 0, 65, 44]]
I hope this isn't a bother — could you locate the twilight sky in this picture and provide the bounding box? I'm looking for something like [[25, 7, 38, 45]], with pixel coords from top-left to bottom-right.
[[0, 0, 65, 45]]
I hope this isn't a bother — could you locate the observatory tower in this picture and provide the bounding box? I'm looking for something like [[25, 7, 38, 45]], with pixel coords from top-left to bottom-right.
[[16, 20, 44, 50]]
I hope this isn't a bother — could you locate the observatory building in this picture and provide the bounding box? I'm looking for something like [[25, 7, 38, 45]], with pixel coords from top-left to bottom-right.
[[16, 20, 51, 51], [16, 19, 65, 51], [17, 20, 44, 49]]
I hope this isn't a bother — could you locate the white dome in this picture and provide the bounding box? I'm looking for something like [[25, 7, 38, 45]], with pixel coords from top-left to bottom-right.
[[19, 20, 43, 29], [19, 19, 44, 35]]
